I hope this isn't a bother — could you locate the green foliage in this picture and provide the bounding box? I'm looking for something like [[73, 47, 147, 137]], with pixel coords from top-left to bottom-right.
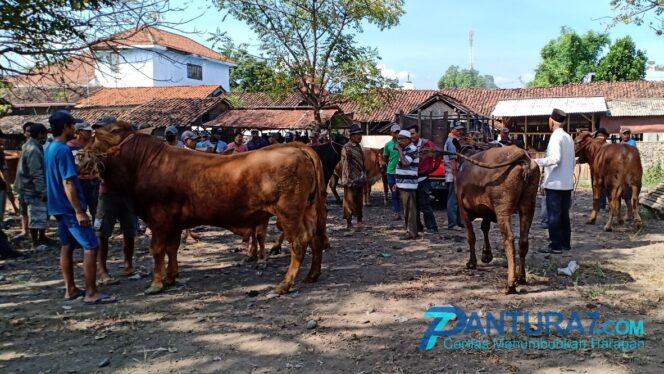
[[437, 65, 497, 89], [595, 36, 647, 81], [530, 27, 610, 87], [643, 161, 663, 188], [215, 0, 405, 128], [610, 0, 664, 36]]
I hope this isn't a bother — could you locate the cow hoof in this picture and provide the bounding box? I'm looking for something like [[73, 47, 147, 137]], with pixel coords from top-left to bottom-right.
[[245, 256, 257, 263], [481, 251, 493, 264], [586, 220, 596, 225], [517, 276, 527, 285], [304, 272, 320, 283], [144, 285, 164, 295], [618, 219, 625, 225], [466, 262, 477, 270], [274, 283, 291, 295], [164, 277, 176, 286], [503, 285, 517, 295], [269, 246, 281, 256], [603, 226, 613, 232]]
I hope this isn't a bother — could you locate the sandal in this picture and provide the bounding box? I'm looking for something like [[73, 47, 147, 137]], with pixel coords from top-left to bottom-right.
[[84, 293, 117, 305], [65, 288, 85, 300], [97, 277, 120, 286]]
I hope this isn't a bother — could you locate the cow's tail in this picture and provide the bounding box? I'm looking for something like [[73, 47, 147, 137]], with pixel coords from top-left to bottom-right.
[[300, 146, 330, 250], [454, 150, 529, 169]]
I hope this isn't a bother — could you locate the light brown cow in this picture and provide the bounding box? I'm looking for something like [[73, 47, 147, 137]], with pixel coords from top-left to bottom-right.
[[454, 146, 540, 295], [329, 147, 388, 206], [574, 131, 642, 231], [80, 122, 328, 295]]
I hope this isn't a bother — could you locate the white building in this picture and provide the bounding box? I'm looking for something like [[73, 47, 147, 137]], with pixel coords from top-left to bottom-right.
[[92, 27, 234, 91]]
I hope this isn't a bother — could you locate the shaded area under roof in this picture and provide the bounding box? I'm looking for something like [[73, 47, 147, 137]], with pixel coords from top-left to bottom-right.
[[492, 97, 607, 117], [205, 108, 347, 130]]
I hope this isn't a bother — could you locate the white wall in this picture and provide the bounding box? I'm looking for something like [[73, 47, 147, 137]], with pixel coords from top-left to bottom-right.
[[94, 48, 231, 90], [152, 50, 230, 91], [95, 49, 154, 88]]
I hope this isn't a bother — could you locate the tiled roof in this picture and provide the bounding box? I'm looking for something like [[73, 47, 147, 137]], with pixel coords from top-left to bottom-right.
[[120, 97, 225, 128], [76, 85, 223, 108], [607, 98, 664, 117], [97, 27, 233, 64], [205, 108, 343, 129], [71, 108, 128, 125], [5, 56, 97, 87], [2, 85, 98, 107], [221, 92, 305, 108], [0, 114, 49, 134], [339, 81, 664, 123]]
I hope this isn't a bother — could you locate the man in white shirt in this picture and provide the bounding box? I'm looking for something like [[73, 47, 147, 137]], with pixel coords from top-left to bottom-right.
[[536, 109, 575, 254]]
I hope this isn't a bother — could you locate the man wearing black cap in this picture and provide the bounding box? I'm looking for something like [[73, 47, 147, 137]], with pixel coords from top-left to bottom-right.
[[15, 123, 52, 251], [340, 124, 367, 230], [535, 109, 575, 254], [45, 110, 115, 304]]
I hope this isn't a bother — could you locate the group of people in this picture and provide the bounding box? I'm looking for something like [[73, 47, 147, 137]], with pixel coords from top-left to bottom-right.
[[164, 127, 331, 154]]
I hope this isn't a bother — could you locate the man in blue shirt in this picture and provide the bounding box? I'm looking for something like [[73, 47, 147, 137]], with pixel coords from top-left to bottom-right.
[[620, 127, 637, 148], [46, 110, 116, 305], [246, 129, 268, 150]]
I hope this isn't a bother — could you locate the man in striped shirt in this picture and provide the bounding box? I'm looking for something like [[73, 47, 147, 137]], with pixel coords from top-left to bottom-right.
[[394, 130, 419, 240]]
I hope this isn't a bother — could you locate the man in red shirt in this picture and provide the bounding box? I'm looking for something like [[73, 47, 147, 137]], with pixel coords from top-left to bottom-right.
[[408, 125, 441, 233]]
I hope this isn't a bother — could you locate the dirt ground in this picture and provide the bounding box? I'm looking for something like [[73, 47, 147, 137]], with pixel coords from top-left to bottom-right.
[[1, 190, 664, 374]]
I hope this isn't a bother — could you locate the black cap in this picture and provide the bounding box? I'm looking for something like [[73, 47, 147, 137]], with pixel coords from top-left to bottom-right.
[[550, 108, 567, 123], [349, 123, 363, 135], [49, 110, 82, 127], [595, 127, 609, 137], [94, 116, 117, 129]]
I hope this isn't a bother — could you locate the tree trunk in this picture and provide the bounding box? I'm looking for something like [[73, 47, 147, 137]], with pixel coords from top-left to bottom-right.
[[313, 106, 323, 132]]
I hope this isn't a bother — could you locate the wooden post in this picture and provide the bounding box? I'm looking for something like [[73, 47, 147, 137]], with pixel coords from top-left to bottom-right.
[[398, 110, 404, 127], [429, 111, 433, 142], [524, 115, 529, 149], [417, 109, 422, 131], [443, 111, 449, 146], [466, 112, 470, 132], [591, 113, 596, 132], [567, 114, 571, 133]]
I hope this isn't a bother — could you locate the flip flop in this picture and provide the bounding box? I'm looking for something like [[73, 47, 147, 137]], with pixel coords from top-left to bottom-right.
[[84, 294, 117, 305], [11, 235, 26, 242], [65, 288, 85, 301], [97, 277, 120, 286]]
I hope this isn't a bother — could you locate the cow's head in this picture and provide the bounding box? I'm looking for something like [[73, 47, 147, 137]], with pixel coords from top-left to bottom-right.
[[376, 147, 387, 173], [78, 121, 135, 178], [574, 131, 594, 164]]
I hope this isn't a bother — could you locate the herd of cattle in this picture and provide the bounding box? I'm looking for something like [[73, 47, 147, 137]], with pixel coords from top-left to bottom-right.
[[78, 122, 643, 295]]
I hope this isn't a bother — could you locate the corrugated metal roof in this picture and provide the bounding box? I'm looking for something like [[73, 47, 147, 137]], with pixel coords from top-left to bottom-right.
[[492, 96, 607, 117], [607, 98, 664, 117]]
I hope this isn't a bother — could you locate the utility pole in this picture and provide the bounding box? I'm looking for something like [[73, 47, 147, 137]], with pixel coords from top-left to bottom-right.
[[469, 30, 474, 70]]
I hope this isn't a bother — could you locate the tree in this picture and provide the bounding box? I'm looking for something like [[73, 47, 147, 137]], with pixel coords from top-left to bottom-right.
[[437, 65, 497, 89], [1, 0, 186, 86], [215, 0, 404, 129], [595, 36, 647, 81], [610, 0, 664, 36], [530, 27, 610, 87]]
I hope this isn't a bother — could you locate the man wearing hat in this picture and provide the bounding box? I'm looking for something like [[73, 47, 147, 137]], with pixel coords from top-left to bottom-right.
[[383, 123, 402, 220], [284, 131, 295, 143], [247, 129, 268, 151], [308, 130, 321, 147], [340, 124, 367, 230], [164, 126, 178, 147], [196, 131, 214, 152], [180, 130, 200, 151], [535, 108, 575, 254], [15, 122, 53, 251], [67, 121, 100, 220], [267, 133, 279, 145], [394, 129, 420, 239], [620, 127, 637, 148], [444, 123, 465, 231], [46, 110, 115, 304]]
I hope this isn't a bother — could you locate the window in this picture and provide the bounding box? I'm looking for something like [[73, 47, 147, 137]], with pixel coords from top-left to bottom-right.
[[94, 51, 119, 73], [187, 63, 202, 80]]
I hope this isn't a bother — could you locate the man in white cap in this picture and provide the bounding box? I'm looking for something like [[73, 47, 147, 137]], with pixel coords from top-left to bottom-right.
[[620, 127, 637, 148], [383, 123, 402, 220], [180, 130, 200, 151], [394, 129, 420, 240], [535, 108, 575, 254]]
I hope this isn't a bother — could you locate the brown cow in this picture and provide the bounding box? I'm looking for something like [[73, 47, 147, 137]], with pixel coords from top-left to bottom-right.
[[574, 131, 642, 231], [80, 122, 328, 295], [455, 146, 540, 294], [330, 147, 388, 206]]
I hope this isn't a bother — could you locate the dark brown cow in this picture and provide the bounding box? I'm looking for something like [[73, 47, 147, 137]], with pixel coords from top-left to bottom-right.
[[80, 122, 328, 295], [330, 147, 388, 206], [574, 131, 642, 231], [455, 146, 540, 294]]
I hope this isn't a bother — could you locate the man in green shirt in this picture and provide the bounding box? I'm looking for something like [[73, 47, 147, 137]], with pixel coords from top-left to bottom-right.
[[383, 123, 402, 220]]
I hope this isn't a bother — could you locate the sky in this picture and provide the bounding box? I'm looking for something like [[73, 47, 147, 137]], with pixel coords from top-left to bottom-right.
[[166, 0, 664, 89]]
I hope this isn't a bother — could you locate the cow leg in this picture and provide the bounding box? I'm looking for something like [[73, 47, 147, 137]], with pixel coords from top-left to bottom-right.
[[256, 222, 268, 264], [145, 230, 174, 295], [330, 175, 342, 204], [497, 215, 517, 294], [631, 185, 642, 229], [270, 233, 285, 255], [480, 219, 493, 264], [604, 185, 622, 232], [304, 234, 323, 283], [164, 231, 182, 286], [587, 179, 602, 225], [275, 239, 307, 295], [460, 209, 477, 269], [245, 229, 258, 262], [364, 184, 372, 207]]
